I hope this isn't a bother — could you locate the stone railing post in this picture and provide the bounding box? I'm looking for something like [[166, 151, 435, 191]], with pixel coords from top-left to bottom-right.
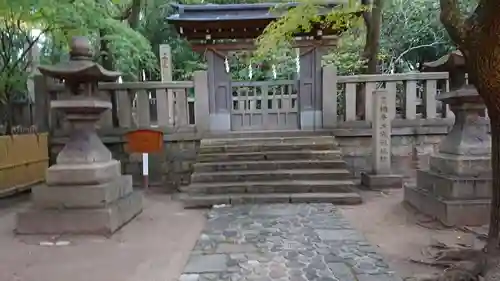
[[136, 90, 151, 127], [322, 65, 338, 128], [116, 89, 133, 128], [361, 90, 403, 189], [194, 70, 210, 133]]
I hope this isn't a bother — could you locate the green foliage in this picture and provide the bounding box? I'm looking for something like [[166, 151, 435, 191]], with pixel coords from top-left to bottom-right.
[[254, 0, 366, 61], [252, 0, 478, 75], [0, 0, 156, 131], [378, 0, 451, 72], [140, 0, 205, 80], [0, 0, 157, 86], [140, 0, 296, 81], [379, 0, 477, 73], [323, 29, 366, 75]]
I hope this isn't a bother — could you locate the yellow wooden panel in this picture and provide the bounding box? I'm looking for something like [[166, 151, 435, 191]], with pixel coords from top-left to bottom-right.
[[0, 133, 49, 195]]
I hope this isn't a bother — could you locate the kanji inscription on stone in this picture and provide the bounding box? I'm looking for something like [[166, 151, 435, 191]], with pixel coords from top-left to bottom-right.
[[159, 44, 174, 124], [372, 90, 392, 174], [159, 44, 172, 81]]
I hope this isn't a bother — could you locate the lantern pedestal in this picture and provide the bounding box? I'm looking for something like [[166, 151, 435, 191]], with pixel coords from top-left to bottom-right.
[[15, 37, 142, 235], [16, 99, 143, 235], [405, 87, 491, 226], [404, 51, 491, 227]]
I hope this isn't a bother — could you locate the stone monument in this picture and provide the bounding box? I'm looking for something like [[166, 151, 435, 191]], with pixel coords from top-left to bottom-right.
[[405, 51, 491, 226], [361, 90, 404, 189], [16, 36, 143, 235]]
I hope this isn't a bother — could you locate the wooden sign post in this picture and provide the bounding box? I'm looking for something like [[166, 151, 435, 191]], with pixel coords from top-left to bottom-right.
[[125, 129, 164, 189]]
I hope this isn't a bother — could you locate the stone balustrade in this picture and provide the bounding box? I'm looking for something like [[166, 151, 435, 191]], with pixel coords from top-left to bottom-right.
[[323, 67, 456, 127], [36, 67, 480, 135], [35, 66, 485, 192], [36, 71, 209, 135]]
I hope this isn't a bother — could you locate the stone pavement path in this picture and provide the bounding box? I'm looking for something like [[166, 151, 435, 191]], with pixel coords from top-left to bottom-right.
[[179, 204, 402, 281]]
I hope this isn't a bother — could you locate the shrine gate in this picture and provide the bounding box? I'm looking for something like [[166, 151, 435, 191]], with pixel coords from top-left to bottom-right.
[[167, 2, 346, 131]]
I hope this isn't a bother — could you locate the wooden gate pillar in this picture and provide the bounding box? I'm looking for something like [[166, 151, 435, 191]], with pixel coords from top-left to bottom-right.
[[206, 49, 231, 132], [299, 46, 324, 130]]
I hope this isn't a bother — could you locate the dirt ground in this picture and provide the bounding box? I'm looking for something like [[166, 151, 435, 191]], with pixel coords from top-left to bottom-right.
[[0, 189, 486, 281], [339, 189, 486, 279], [0, 192, 206, 281]]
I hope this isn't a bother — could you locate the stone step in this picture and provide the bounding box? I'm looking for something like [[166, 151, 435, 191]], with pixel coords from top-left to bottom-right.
[[179, 192, 362, 208], [199, 141, 337, 154], [191, 169, 352, 183], [201, 135, 336, 147], [182, 180, 357, 194], [197, 150, 342, 163], [193, 159, 347, 173]]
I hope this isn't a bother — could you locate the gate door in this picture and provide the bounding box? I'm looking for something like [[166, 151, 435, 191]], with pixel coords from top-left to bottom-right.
[[230, 80, 299, 131]]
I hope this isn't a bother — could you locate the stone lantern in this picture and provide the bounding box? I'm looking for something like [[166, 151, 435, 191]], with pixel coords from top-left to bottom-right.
[[404, 50, 491, 226], [16, 37, 143, 235]]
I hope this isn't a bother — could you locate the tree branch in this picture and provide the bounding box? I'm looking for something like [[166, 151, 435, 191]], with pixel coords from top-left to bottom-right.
[[114, 4, 133, 21], [396, 42, 446, 64], [0, 25, 48, 77], [439, 0, 469, 47], [387, 42, 446, 73]]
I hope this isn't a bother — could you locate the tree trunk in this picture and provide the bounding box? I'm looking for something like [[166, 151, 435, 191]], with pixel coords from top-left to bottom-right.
[[439, 0, 500, 257], [3, 85, 14, 135], [462, 5, 500, 253], [127, 0, 142, 30], [99, 29, 114, 70], [489, 116, 500, 253], [366, 0, 383, 74], [361, 0, 383, 74], [361, 0, 372, 70], [357, 0, 384, 119]]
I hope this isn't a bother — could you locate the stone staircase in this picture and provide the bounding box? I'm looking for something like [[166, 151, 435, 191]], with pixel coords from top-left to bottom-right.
[[178, 131, 362, 208]]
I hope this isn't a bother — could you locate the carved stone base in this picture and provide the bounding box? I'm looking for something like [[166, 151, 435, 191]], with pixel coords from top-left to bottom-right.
[[46, 160, 121, 186], [404, 185, 489, 226], [16, 190, 142, 235], [429, 153, 491, 177], [416, 170, 491, 199], [32, 175, 133, 208], [406, 151, 492, 226], [360, 172, 403, 189], [16, 160, 143, 235]]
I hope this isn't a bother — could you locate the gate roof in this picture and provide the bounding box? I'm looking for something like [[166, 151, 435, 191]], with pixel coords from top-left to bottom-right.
[[166, 1, 354, 41]]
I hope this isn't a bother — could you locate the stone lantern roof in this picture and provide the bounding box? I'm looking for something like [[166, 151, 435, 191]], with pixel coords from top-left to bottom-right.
[[421, 50, 466, 72], [421, 50, 468, 91], [38, 36, 121, 82]]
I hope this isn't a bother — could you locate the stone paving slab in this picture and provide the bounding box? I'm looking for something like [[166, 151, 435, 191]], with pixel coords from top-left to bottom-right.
[[179, 204, 402, 281]]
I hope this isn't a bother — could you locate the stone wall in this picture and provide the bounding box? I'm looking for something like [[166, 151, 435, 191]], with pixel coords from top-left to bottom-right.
[[332, 119, 452, 182], [50, 132, 200, 193], [50, 120, 453, 192], [338, 134, 445, 181]]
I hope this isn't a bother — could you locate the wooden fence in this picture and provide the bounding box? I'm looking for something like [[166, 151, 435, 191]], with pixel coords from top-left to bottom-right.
[[0, 133, 49, 197]]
